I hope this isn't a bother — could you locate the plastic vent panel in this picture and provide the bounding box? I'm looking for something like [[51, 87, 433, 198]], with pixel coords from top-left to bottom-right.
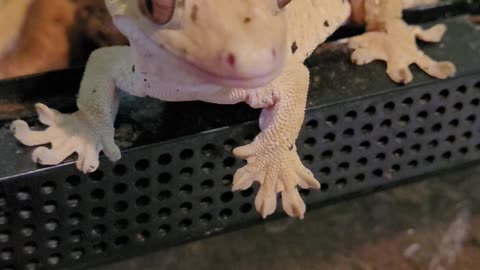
[[1, 17, 480, 270]]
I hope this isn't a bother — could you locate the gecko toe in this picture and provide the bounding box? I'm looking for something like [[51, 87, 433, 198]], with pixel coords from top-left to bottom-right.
[[102, 136, 122, 162], [232, 166, 257, 191], [281, 189, 306, 219], [296, 166, 320, 189], [387, 66, 413, 84], [255, 187, 277, 219], [77, 144, 100, 173], [233, 143, 258, 159], [35, 103, 59, 126], [432, 61, 456, 79]]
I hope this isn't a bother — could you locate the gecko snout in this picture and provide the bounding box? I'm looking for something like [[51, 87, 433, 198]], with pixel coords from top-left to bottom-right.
[[220, 46, 284, 81]]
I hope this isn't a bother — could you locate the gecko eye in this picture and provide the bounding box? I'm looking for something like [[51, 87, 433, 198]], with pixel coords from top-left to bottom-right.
[[276, 0, 292, 8], [139, 0, 176, 25]]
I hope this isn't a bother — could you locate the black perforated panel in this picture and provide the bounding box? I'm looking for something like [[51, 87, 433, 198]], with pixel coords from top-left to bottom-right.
[[1, 74, 480, 270]]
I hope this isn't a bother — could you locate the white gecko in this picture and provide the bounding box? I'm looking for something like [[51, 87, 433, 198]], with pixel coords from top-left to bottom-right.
[[11, 0, 455, 219]]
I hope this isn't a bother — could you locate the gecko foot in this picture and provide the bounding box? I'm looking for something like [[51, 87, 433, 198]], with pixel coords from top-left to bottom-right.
[[348, 20, 456, 84], [11, 103, 121, 173], [232, 143, 320, 219]]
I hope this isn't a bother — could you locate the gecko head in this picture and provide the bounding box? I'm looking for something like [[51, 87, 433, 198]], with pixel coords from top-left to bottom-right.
[[106, 0, 293, 88]]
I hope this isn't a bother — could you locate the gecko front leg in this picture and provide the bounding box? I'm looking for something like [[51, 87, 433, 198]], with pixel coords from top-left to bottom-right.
[[11, 46, 135, 173], [348, 0, 456, 84], [231, 58, 320, 219]]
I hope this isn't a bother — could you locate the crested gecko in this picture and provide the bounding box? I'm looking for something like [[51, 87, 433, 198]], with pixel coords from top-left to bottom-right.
[[11, 0, 455, 219]]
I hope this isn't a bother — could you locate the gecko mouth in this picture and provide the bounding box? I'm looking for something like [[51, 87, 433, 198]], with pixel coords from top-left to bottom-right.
[[187, 61, 281, 88]]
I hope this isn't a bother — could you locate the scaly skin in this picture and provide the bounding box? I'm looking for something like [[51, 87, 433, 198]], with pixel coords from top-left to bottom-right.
[[11, 0, 455, 219]]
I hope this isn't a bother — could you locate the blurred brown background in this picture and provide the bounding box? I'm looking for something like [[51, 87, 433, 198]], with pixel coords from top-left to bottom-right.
[[0, 0, 127, 80]]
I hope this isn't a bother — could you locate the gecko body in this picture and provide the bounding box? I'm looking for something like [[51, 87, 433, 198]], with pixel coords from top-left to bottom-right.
[[12, 0, 455, 219]]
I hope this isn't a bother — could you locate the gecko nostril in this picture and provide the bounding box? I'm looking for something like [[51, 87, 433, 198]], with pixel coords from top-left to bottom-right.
[[227, 53, 236, 68], [272, 49, 277, 58]]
